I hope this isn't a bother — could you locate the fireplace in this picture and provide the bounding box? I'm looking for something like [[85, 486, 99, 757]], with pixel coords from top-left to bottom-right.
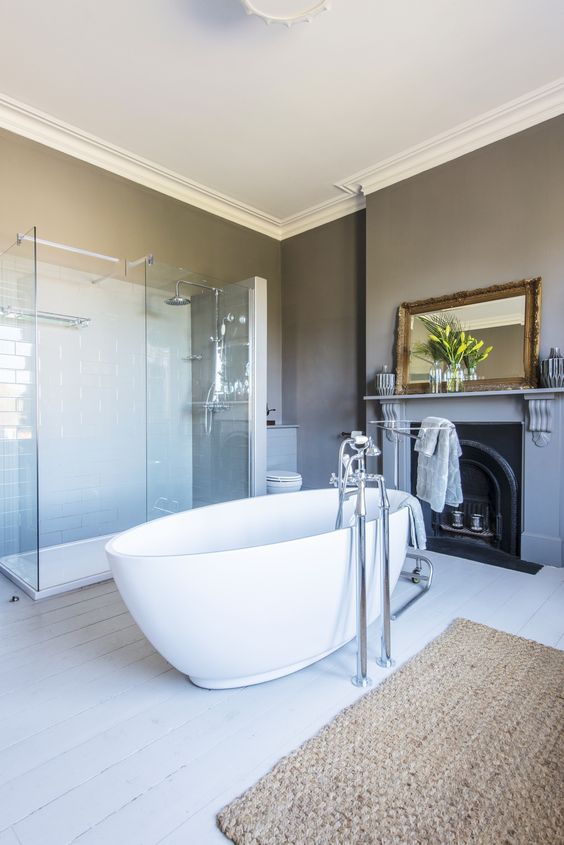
[[409, 423, 536, 570], [370, 389, 564, 569]]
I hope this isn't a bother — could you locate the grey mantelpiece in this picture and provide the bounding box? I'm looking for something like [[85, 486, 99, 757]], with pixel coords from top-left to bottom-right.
[[365, 388, 564, 401], [365, 389, 564, 567], [365, 388, 564, 449]]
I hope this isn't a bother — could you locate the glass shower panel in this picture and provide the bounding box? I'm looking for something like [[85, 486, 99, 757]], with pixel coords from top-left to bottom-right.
[[191, 281, 251, 506], [0, 229, 39, 591], [36, 244, 146, 590], [145, 261, 251, 518], [145, 261, 198, 520]]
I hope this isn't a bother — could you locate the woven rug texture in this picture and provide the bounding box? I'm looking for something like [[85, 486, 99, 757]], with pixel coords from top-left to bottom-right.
[[217, 618, 564, 845]]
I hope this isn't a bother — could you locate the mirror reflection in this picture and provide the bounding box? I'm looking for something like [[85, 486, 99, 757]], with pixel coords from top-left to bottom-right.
[[408, 295, 526, 384], [394, 277, 541, 393]]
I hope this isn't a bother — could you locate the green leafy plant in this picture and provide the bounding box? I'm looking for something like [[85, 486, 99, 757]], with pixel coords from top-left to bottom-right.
[[413, 314, 493, 371], [462, 334, 493, 370], [412, 314, 466, 366]]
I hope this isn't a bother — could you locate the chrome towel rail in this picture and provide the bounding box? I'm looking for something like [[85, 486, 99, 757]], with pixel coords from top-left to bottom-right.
[[0, 305, 90, 328]]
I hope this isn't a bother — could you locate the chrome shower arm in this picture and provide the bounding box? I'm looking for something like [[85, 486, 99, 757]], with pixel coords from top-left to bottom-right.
[[176, 279, 223, 294]]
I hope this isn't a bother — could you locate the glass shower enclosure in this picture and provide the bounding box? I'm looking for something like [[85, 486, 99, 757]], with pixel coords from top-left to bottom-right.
[[140, 257, 266, 519], [0, 229, 39, 591], [0, 232, 266, 598]]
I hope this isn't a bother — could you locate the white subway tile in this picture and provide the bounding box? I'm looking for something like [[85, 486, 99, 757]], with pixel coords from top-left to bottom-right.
[[0, 326, 24, 342]]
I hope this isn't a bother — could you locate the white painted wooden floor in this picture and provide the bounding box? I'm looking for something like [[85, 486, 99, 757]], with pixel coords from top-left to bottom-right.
[[0, 553, 563, 845]]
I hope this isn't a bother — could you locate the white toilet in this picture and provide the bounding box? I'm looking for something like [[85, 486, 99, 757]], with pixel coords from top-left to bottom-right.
[[266, 470, 303, 494]]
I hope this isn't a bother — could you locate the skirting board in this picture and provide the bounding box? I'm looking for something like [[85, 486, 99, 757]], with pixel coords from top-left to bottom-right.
[[520, 533, 563, 568]]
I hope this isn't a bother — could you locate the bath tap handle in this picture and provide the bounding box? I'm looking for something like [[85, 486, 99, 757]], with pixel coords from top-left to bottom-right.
[[330, 472, 359, 492]]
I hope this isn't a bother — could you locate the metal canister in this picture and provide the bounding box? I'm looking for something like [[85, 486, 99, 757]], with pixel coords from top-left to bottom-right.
[[470, 513, 484, 532], [451, 510, 464, 529]]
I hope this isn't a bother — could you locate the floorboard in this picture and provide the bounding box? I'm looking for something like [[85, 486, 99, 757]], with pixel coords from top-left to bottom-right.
[[0, 612, 135, 676], [0, 624, 144, 696], [0, 553, 561, 845]]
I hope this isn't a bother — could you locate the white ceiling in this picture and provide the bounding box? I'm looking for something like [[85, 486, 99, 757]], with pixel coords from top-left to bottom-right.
[[1, 0, 564, 238]]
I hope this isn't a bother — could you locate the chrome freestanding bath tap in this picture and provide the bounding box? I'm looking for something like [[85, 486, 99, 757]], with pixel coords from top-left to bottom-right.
[[330, 432, 394, 687], [331, 432, 380, 531]]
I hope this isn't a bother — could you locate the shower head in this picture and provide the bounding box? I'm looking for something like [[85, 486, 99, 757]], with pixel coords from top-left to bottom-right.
[[165, 294, 191, 306], [164, 280, 191, 306], [164, 277, 222, 306]]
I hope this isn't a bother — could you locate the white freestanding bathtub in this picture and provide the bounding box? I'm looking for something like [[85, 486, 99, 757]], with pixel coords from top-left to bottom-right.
[[106, 488, 410, 689]]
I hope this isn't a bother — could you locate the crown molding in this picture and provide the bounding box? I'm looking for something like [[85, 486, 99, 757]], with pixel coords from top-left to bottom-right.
[[280, 192, 365, 239], [336, 76, 564, 197], [1, 78, 563, 244], [0, 93, 282, 240]]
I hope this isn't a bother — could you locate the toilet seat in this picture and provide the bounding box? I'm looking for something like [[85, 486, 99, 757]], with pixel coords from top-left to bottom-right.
[[266, 470, 302, 494], [266, 470, 302, 483]]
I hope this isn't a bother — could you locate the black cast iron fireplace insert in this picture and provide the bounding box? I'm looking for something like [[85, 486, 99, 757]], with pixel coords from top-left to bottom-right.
[[410, 422, 541, 574]]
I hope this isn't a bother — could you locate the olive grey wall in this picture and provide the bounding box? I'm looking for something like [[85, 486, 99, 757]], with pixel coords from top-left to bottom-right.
[[365, 114, 564, 391], [473, 324, 524, 380], [281, 211, 366, 489], [0, 128, 283, 421]]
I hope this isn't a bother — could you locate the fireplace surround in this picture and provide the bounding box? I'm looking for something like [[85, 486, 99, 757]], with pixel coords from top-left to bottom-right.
[[366, 388, 564, 568]]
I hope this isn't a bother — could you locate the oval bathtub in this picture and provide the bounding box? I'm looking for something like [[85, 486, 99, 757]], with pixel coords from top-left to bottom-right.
[[106, 488, 410, 689]]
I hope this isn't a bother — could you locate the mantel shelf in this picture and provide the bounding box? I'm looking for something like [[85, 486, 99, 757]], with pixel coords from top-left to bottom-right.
[[364, 387, 564, 401]]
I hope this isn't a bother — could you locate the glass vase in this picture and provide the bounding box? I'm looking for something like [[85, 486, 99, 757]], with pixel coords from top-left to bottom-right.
[[444, 363, 465, 393], [429, 361, 443, 393], [467, 365, 478, 381]]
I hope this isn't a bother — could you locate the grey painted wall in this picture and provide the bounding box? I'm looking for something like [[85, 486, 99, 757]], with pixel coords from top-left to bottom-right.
[[364, 114, 564, 563], [280, 114, 564, 494], [281, 211, 366, 488], [3, 114, 564, 497], [365, 114, 564, 391], [0, 128, 283, 421]]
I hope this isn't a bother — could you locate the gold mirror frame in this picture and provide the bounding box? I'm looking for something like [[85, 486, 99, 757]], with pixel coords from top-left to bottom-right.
[[394, 277, 542, 394]]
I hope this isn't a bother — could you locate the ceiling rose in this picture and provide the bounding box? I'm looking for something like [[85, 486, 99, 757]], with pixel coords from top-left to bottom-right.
[[240, 1, 331, 27]]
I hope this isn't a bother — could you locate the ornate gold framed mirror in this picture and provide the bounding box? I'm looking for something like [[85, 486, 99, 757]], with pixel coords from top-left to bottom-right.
[[395, 277, 542, 394]]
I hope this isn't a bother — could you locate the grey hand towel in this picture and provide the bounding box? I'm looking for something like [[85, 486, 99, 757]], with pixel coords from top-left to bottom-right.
[[415, 416, 462, 512], [396, 492, 427, 550]]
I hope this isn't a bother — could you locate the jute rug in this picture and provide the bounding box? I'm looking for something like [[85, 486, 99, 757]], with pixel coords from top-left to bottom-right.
[[217, 619, 564, 845]]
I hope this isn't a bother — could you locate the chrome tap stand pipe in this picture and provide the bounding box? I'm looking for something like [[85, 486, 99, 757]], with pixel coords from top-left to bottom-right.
[[351, 451, 372, 688], [332, 432, 393, 685], [375, 475, 395, 669]]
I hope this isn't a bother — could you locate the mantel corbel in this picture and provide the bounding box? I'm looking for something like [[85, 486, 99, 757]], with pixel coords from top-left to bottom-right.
[[523, 394, 554, 447], [377, 397, 402, 442]]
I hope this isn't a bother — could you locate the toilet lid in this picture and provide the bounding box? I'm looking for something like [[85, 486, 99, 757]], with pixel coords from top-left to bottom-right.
[[267, 470, 302, 482]]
